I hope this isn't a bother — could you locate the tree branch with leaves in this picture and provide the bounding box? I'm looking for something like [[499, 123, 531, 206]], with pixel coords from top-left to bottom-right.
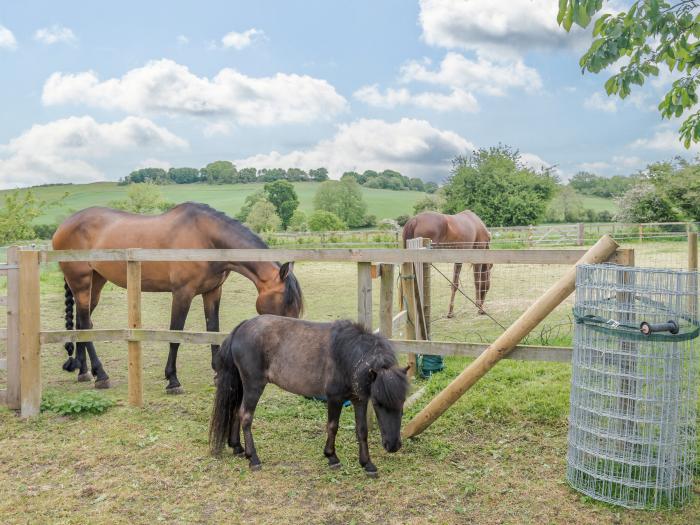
[[559, 0, 700, 146]]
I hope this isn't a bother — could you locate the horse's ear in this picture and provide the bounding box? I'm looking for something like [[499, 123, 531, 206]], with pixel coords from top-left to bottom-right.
[[279, 262, 294, 281], [368, 368, 377, 382]]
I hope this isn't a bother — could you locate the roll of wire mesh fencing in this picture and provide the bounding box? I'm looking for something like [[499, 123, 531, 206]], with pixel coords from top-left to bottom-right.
[[567, 263, 699, 509]]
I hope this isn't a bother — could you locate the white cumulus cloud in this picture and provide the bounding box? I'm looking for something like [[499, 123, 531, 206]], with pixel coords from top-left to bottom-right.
[[221, 28, 264, 50], [236, 118, 473, 182], [0, 116, 186, 188], [34, 25, 76, 45], [41, 59, 348, 126], [631, 129, 700, 153], [400, 53, 542, 96], [418, 0, 590, 57], [353, 84, 479, 112], [584, 92, 618, 113], [0, 25, 17, 50]]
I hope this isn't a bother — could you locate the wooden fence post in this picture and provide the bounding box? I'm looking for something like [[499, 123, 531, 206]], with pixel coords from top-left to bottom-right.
[[421, 238, 431, 340], [577, 223, 585, 246], [379, 264, 394, 337], [357, 262, 372, 330], [19, 250, 41, 418], [638, 224, 644, 242], [127, 259, 143, 407], [402, 235, 620, 438], [6, 247, 20, 410]]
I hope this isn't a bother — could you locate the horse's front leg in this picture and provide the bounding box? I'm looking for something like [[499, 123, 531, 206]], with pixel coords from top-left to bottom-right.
[[75, 292, 110, 388], [323, 398, 343, 469], [202, 286, 222, 371], [352, 399, 377, 477], [164, 290, 193, 394]]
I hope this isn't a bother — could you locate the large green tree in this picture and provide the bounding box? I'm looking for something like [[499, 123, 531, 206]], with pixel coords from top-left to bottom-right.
[[201, 161, 238, 184], [0, 191, 44, 243], [264, 180, 299, 229], [442, 146, 558, 226], [108, 183, 174, 214], [313, 179, 368, 228], [559, 0, 700, 147], [246, 200, 282, 233], [646, 158, 700, 220]]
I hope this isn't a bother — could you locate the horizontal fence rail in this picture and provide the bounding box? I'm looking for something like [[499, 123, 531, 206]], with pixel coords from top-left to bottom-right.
[[41, 247, 629, 265], [38, 328, 570, 363]]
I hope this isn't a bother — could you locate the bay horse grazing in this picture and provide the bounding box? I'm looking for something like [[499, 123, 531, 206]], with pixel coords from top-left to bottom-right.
[[403, 210, 491, 317], [52, 203, 303, 393], [210, 316, 408, 476]]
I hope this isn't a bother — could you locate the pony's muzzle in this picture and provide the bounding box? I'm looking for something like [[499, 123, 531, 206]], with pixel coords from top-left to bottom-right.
[[383, 438, 402, 453]]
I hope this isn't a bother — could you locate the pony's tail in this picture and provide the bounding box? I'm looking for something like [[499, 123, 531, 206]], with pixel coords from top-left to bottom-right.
[[62, 280, 79, 372], [209, 323, 245, 455], [402, 217, 417, 243]]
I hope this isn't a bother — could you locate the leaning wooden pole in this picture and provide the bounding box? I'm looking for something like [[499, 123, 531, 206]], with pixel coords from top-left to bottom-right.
[[402, 235, 619, 439]]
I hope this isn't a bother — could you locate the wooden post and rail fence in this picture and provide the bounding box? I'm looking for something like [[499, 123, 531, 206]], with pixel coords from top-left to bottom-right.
[[0, 235, 697, 432]]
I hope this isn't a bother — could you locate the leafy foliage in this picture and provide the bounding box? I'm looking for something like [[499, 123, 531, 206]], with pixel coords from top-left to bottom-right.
[[558, 0, 700, 147], [235, 190, 266, 222], [245, 200, 282, 232], [395, 214, 410, 226], [569, 171, 636, 197], [614, 182, 681, 222], [645, 158, 700, 220], [442, 146, 558, 226], [108, 183, 174, 214], [545, 185, 585, 222], [287, 210, 308, 232], [41, 391, 114, 416], [0, 189, 65, 243], [264, 180, 299, 229], [413, 195, 441, 215], [313, 179, 369, 228], [308, 210, 347, 231]]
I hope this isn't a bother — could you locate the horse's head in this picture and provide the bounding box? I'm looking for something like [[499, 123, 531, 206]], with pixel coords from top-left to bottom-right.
[[369, 365, 409, 453], [256, 262, 304, 318]]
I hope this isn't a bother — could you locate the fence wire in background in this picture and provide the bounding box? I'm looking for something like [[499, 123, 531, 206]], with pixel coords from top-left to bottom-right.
[[567, 264, 699, 509]]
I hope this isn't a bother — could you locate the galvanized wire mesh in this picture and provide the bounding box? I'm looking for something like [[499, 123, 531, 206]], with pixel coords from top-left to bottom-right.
[[568, 264, 699, 509]]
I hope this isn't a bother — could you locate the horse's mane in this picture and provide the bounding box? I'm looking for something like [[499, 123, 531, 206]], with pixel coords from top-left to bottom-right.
[[330, 320, 407, 405], [179, 202, 268, 249], [179, 202, 303, 311]]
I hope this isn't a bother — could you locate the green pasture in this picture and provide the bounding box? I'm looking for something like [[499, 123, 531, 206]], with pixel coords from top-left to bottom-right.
[[0, 240, 696, 524], [0, 182, 430, 226]]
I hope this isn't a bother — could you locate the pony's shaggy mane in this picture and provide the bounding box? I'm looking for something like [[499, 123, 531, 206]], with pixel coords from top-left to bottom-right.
[[330, 320, 406, 403]]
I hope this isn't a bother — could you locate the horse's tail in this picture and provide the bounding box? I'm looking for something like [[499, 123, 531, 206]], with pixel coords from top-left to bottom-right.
[[402, 216, 417, 243], [209, 321, 246, 455], [62, 280, 79, 372]]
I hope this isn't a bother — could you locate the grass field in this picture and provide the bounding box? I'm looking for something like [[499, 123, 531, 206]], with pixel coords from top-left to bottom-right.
[[580, 195, 617, 213], [0, 182, 430, 226], [0, 242, 696, 524]]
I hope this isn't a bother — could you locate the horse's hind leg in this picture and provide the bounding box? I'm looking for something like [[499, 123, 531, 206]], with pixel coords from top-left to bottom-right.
[[85, 272, 110, 387], [240, 385, 264, 470], [473, 263, 491, 315], [323, 398, 343, 468], [447, 263, 462, 318]]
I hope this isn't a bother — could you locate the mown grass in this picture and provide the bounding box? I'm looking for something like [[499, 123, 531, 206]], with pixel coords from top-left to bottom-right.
[[0, 181, 430, 226], [0, 247, 697, 524]]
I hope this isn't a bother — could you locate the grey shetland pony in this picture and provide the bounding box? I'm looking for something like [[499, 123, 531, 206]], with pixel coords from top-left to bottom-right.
[[209, 315, 409, 476]]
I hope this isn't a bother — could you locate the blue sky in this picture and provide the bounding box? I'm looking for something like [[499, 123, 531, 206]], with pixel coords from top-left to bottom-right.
[[0, 0, 690, 188]]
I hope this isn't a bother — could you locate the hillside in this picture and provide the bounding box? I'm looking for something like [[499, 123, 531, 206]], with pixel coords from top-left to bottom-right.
[[3, 182, 431, 225]]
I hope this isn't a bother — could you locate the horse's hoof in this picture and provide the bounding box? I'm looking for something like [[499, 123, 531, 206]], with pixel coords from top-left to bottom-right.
[[446, 313, 454, 319], [250, 463, 262, 472], [77, 372, 93, 382], [166, 386, 185, 395], [329, 462, 341, 470], [365, 470, 378, 478], [478, 310, 486, 315], [235, 451, 246, 458], [94, 378, 111, 389]]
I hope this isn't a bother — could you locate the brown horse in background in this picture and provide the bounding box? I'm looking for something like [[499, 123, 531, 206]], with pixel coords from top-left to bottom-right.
[[402, 210, 491, 317], [52, 202, 303, 393]]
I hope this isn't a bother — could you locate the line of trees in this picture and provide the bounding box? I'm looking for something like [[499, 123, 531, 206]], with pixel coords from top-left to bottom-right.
[[120, 162, 438, 193]]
